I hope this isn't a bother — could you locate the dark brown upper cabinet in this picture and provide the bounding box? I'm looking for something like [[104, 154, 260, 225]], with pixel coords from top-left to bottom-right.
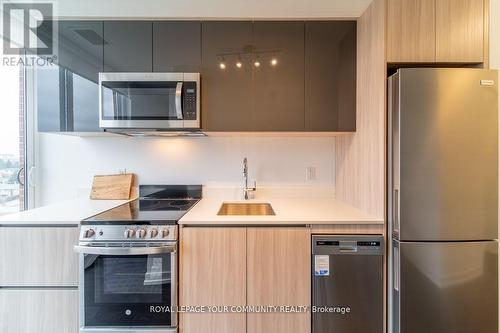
[[38, 20, 104, 132], [305, 21, 356, 131], [103, 21, 152, 72], [153, 21, 201, 72], [201, 21, 254, 131], [252, 22, 305, 131]]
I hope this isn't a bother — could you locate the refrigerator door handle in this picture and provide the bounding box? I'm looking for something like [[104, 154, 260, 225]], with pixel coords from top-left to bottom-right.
[[393, 189, 400, 235], [393, 245, 400, 291]]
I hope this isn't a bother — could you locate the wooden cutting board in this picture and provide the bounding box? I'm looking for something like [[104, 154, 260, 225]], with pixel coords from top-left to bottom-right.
[[90, 174, 134, 200]]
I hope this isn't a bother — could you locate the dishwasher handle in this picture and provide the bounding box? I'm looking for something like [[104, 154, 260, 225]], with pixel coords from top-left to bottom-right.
[[339, 244, 358, 253]]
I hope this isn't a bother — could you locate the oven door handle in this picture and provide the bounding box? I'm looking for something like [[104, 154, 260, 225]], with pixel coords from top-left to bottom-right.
[[74, 244, 177, 255]]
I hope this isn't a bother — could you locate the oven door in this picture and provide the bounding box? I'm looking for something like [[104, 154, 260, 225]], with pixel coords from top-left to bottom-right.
[[99, 72, 198, 130], [75, 243, 176, 329]]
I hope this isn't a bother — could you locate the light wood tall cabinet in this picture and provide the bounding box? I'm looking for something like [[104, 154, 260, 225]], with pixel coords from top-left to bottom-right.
[[180, 227, 311, 333], [387, 0, 487, 64]]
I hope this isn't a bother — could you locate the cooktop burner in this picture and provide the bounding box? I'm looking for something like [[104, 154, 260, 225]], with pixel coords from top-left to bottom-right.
[[82, 185, 202, 225], [139, 199, 196, 211]]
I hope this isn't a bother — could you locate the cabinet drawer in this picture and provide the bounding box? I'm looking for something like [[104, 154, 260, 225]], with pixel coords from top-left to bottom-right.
[[0, 289, 78, 333], [0, 227, 79, 286]]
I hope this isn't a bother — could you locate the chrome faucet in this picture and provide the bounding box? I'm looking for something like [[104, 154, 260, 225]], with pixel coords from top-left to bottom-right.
[[243, 157, 256, 200]]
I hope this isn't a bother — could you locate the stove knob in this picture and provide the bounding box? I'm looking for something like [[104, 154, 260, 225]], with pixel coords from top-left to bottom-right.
[[83, 228, 95, 238], [124, 229, 135, 238], [137, 229, 147, 239], [149, 229, 159, 238], [161, 229, 170, 238]]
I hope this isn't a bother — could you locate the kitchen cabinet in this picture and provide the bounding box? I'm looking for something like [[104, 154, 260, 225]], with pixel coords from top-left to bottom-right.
[[0, 226, 79, 286], [201, 21, 254, 131], [435, 0, 484, 63], [180, 226, 310, 333], [247, 228, 311, 333], [38, 20, 103, 132], [153, 21, 201, 72], [387, 0, 436, 63], [0, 289, 78, 333], [202, 21, 356, 132], [0, 226, 79, 333], [180, 227, 247, 333], [387, 0, 486, 63], [305, 21, 356, 131], [103, 21, 153, 72], [252, 22, 305, 131]]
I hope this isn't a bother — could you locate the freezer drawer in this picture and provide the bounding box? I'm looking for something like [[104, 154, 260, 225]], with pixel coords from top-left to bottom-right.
[[312, 235, 384, 333], [393, 240, 498, 333]]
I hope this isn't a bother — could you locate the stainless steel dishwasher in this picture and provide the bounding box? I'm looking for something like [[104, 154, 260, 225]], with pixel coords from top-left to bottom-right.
[[312, 235, 384, 333]]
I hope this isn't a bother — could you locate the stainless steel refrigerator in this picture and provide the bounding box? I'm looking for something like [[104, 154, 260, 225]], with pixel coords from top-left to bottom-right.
[[388, 68, 498, 333]]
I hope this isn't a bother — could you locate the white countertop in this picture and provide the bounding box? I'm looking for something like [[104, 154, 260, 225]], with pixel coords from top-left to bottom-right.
[[0, 198, 129, 226], [0, 187, 384, 226], [179, 197, 383, 225]]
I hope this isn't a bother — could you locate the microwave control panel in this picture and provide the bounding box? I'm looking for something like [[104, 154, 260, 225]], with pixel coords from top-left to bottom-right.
[[183, 81, 198, 120]]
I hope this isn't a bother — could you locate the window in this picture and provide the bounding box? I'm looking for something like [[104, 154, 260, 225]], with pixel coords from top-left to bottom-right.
[[0, 57, 25, 214]]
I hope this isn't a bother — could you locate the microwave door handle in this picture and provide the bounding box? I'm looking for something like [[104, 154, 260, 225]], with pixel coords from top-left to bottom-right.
[[74, 244, 177, 255], [175, 82, 183, 120]]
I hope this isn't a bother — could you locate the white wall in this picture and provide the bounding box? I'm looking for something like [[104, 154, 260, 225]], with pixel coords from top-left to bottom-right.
[[37, 134, 335, 205]]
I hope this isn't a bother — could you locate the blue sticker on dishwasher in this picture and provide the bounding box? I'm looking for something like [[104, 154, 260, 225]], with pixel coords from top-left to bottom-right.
[[314, 255, 330, 276]]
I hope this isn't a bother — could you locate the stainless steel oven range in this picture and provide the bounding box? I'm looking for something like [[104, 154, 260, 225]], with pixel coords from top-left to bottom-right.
[[75, 185, 201, 333]]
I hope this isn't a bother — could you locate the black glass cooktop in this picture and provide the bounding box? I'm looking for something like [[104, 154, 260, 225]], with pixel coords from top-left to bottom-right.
[[82, 185, 201, 225]]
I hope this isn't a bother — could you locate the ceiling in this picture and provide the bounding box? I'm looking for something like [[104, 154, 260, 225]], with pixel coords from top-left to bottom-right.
[[50, 0, 372, 19]]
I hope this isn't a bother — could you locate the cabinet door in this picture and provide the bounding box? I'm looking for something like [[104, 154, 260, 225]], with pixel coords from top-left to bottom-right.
[[436, 0, 484, 63], [103, 21, 152, 72], [253, 22, 305, 131], [153, 21, 201, 72], [59, 21, 103, 132], [387, 0, 436, 63], [37, 64, 66, 132], [180, 227, 247, 333], [0, 289, 78, 333], [57, 21, 103, 83], [305, 21, 356, 131], [201, 21, 253, 131], [37, 20, 103, 132], [247, 228, 311, 333], [0, 227, 79, 286]]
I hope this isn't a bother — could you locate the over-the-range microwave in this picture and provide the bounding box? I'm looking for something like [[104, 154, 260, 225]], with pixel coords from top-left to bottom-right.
[[99, 72, 200, 133]]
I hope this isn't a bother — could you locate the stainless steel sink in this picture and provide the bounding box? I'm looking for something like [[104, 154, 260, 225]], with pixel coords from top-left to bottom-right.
[[217, 203, 276, 216]]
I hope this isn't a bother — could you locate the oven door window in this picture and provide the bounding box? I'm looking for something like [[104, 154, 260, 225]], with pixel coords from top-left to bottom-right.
[[101, 81, 180, 120], [84, 253, 173, 327]]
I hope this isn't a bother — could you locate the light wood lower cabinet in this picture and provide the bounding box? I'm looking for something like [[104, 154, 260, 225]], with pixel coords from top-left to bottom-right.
[[0, 289, 78, 333], [180, 227, 247, 333], [180, 227, 311, 333], [247, 228, 311, 333], [0, 226, 79, 286]]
